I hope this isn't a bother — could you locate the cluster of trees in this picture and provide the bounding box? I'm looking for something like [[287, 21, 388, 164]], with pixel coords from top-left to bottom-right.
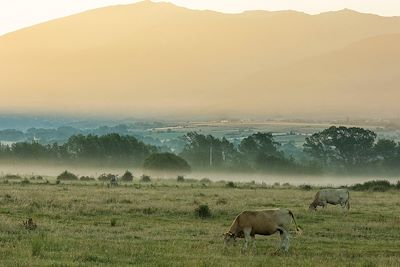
[[304, 126, 400, 174], [0, 133, 156, 166], [179, 132, 302, 173], [1, 126, 400, 174]]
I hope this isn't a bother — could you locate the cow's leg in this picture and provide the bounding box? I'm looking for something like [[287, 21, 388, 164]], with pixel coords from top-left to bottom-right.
[[340, 201, 347, 212], [251, 235, 256, 249], [243, 227, 252, 250], [321, 201, 327, 209], [278, 228, 290, 252]]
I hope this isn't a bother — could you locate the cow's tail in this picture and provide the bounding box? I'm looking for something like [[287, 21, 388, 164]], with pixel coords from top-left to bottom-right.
[[288, 210, 302, 235]]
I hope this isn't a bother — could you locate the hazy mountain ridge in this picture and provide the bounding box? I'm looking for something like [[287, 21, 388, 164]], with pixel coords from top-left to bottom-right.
[[1, 1, 399, 116]]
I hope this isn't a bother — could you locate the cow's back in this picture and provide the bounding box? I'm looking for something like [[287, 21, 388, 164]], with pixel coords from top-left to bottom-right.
[[320, 189, 349, 203], [237, 209, 290, 234]]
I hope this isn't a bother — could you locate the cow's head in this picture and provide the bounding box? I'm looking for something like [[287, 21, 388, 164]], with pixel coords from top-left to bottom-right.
[[308, 203, 317, 211], [223, 231, 236, 246]]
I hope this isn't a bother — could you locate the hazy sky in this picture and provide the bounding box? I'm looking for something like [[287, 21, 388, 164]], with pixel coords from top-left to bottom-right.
[[1, 0, 400, 35]]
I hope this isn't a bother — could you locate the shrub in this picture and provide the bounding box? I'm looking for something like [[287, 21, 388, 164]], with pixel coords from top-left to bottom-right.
[[121, 171, 134, 182], [351, 180, 394, 192], [30, 176, 43, 180], [195, 204, 211, 219], [142, 207, 157, 215], [110, 218, 117, 227], [299, 184, 312, 191], [4, 174, 21, 180], [23, 218, 37, 230], [98, 173, 116, 181], [226, 181, 236, 188], [177, 175, 185, 182], [57, 171, 78, 181], [21, 178, 30, 185], [80, 176, 95, 181], [140, 175, 151, 182]]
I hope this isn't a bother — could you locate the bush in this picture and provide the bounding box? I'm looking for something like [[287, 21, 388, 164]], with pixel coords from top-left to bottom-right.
[[142, 207, 157, 215], [177, 175, 185, 182], [80, 176, 95, 181], [23, 218, 37, 230], [140, 175, 151, 182], [21, 178, 30, 185], [121, 171, 134, 182], [351, 180, 395, 192], [299, 184, 312, 191], [226, 181, 236, 188], [110, 218, 117, 227], [195, 204, 211, 219], [4, 174, 21, 180], [143, 152, 191, 172], [57, 171, 78, 181], [98, 173, 116, 181]]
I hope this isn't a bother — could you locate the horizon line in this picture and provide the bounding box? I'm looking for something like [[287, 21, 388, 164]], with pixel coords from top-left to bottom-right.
[[1, 0, 399, 37]]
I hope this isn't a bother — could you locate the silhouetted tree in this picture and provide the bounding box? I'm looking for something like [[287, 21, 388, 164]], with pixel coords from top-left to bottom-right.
[[304, 126, 376, 171], [180, 132, 240, 169], [143, 152, 191, 172]]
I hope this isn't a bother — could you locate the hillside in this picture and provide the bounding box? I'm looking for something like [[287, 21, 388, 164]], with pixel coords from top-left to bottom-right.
[[1, 1, 400, 117]]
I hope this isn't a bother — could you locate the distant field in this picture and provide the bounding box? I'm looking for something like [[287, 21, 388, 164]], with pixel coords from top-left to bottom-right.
[[1, 178, 399, 266]]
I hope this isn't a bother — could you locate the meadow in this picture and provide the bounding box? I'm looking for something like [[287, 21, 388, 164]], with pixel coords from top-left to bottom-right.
[[0, 177, 399, 266]]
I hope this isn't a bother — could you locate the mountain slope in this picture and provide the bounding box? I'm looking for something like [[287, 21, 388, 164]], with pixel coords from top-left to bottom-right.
[[1, 1, 400, 116]]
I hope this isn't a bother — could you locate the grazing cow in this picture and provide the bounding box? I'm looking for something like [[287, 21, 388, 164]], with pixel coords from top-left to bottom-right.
[[223, 208, 301, 252], [309, 189, 350, 211]]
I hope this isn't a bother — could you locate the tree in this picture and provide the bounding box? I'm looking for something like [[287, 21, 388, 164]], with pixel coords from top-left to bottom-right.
[[373, 139, 400, 170], [63, 133, 157, 165], [304, 126, 377, 171], [143, 152, 191, 172], [180, 132, 240, 169], [238, 132, 286, 170]]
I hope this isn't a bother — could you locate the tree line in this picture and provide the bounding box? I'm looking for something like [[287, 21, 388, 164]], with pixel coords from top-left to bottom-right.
[[0, 133, 157, 166], [1, 126, 400, 174]]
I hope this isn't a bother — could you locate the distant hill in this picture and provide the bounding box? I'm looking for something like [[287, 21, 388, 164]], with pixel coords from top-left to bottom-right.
[[1, 1, 400, 117]]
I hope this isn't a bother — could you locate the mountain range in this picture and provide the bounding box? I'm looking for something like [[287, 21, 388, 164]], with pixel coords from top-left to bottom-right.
[[1, 1, 399, 118]]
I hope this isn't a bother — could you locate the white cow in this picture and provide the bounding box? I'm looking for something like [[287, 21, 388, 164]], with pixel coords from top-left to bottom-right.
[[309, 189, 350, 211]]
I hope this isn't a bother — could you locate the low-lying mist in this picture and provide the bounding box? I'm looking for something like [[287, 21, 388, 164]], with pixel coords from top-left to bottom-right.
[[0, 162, 398, 187]]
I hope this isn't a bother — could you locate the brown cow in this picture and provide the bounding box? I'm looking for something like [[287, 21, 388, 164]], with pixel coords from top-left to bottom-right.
[[223, 208, 301, 252]]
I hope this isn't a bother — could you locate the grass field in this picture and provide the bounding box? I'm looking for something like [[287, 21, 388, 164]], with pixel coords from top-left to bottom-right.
[[0, 178, 399, 266]]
